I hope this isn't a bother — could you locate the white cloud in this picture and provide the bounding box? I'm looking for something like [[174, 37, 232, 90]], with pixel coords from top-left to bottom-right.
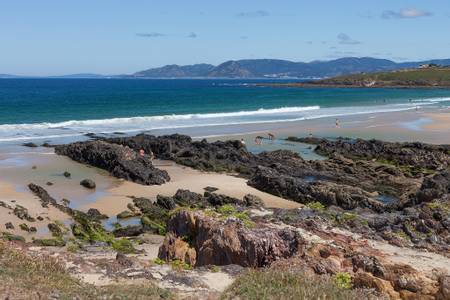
[[337, 33, 361, 45], [236, 10, 270, 18], [136, 32, 166, 38], [382, 8, 432, 19]]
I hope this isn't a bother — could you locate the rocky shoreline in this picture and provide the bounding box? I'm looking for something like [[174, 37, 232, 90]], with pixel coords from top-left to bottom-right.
[[1, 133, 449, 299]]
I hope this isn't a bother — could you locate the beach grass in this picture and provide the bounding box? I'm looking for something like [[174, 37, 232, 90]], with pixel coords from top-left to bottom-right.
[[0, 241, 172, 299], [221, 269, 375, 300]]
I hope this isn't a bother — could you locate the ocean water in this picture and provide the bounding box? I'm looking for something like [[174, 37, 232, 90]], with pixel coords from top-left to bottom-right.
[[0, 78, 450, 143]]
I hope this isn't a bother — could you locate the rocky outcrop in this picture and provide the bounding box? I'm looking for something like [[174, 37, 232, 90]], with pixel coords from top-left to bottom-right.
[[159, 210, 304, 267], [248, 166, 386, 211], [106, 134, 255, 174], [55, 141, 170, 185], [291, 137, 450, 171]]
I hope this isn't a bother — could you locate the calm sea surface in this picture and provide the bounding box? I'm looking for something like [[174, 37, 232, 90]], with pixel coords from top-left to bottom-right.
[[0, 78, 449, 143]]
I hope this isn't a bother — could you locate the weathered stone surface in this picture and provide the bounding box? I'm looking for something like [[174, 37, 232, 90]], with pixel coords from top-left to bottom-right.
[[158, 233, 197, 266], [80, 179, 96, 189], [294, 137, 450, 171], [86, 208, 108, 220], [55, 141, 170, 185], [160, 210, 303, 267], [116, 210, 135, 219], [113, 225, 144, 237]]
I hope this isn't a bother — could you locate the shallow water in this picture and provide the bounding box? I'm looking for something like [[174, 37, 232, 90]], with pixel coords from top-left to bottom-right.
[[376, 194, 398, 204]]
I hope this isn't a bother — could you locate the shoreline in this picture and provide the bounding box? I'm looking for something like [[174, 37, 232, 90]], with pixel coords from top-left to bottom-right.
[[0, 107, 449, 237], [1, 107, 449, 298]]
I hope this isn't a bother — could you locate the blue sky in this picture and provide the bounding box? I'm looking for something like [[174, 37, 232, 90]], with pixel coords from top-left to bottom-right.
[[1, 0, 449, 76]]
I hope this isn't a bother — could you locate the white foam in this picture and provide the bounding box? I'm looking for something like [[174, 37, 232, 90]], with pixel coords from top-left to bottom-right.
[[0, 97, 449, 143]]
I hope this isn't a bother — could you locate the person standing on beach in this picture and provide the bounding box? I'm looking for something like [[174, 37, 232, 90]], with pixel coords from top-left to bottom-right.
[[335, 118, 340, 128], [268, 133, 275, 140]]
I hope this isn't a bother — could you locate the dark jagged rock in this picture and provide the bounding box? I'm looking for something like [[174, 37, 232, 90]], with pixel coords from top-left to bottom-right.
[[113, 225, 144, 237], [293, 137, 450, 171], [173, 189, 206, 207], [80, 179, 96, 189], [156, 195, 176, 210], [13, 205, 35, 222], [22, 142, 38, 148], [5, 222, 14, 230], [243, 194, 264, 207], [416, 170, 450, 204], [55, 141, 170, 185], [86, 208, 108, 220], [116, 210, 135, 219], [48, 223, 63, 238], [63, 171, 71, 178], [204, 186, 219, 193], [248, 166, 384, 211], [204, 192, 244, 207], [160, 210, 304, 267], [106, 134, 255, 174]]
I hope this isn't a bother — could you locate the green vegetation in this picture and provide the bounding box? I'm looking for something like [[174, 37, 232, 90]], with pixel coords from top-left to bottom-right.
[[170, 259, 193, 271], [71, 211, 138, 253], [32, 238, 66, 247], [211, 265, 220, 273], [306, 201, 325, 211], [111, 238, 136, 254], [221, 269, 368, 300], [141, 215, 167, 235], [153, 258, 166, 265], [376, 158, 435, 177], [217, 204, 254, 228], [334, 272, 352, 289], [0, 232, 25, 242], [318, 68, 450, 87], [393, 230, 410, 241], [427, 201, 450, 214], [0, 241, 172, 299]]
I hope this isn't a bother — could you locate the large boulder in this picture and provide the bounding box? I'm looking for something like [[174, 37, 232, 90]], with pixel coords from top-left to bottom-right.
[[159, 210, 304, 267]]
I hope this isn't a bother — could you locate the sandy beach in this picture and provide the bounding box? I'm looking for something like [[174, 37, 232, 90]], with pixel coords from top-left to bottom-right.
[[1, 106, 449, 238]]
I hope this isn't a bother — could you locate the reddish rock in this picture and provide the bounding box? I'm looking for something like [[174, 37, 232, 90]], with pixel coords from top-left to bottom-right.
[[160, 210, 304, 267]]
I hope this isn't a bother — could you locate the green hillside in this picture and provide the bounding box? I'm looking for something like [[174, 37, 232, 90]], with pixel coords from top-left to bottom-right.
[[317, 67, 450, 87]]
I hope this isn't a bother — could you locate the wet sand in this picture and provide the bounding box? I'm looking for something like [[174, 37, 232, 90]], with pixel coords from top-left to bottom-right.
[[89, 160, 301, 216]]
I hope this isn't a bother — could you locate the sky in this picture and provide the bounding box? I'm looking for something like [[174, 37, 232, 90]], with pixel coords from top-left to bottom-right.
[[1, 0, 449, 76]]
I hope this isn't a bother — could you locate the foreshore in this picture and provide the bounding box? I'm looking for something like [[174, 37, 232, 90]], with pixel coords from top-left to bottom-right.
[[1, 106, 449, 298], [1, 106, 449, 240]]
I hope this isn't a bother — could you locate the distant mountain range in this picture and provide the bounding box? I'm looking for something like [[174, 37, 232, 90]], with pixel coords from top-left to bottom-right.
[[133, 57, 450, 79], [3, 57, 450, 79]]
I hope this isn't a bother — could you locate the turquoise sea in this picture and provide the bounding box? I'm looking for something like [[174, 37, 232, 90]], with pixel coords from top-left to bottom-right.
[[0, 79, 449, 143]]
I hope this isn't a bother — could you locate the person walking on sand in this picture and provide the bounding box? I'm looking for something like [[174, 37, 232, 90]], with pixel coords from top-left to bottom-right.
[[335, 118, 340, 128], [149, 150, 155, 161]]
